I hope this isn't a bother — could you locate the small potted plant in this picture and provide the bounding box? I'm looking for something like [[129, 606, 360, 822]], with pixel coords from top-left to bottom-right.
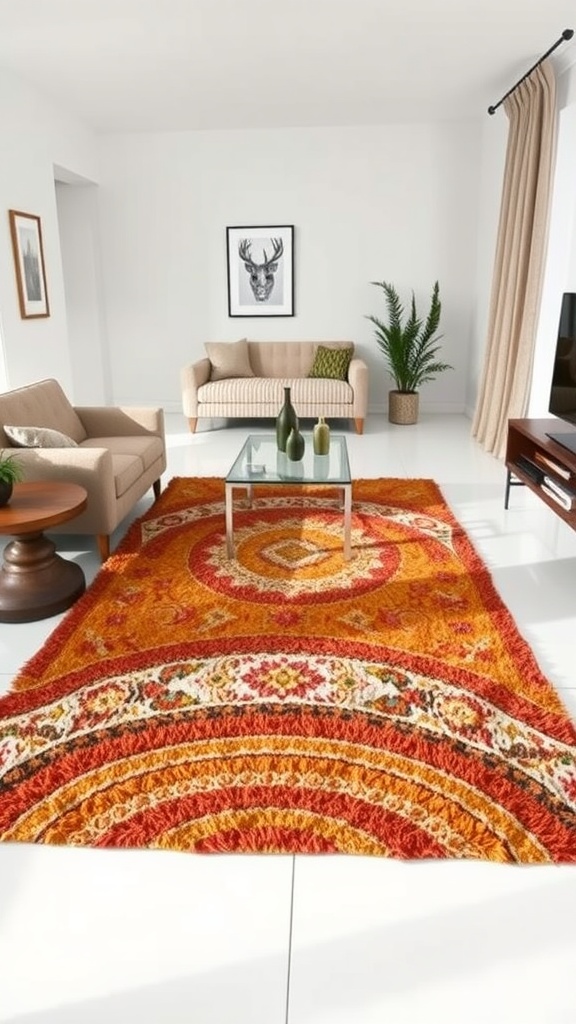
[[0, 452, 24, 507], [366, 280, 452, 424]]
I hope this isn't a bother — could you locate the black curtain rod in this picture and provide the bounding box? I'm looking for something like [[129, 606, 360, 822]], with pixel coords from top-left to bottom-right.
[[488, 28, 574, 114]]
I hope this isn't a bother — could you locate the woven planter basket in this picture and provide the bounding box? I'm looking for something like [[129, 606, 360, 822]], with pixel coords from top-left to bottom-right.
[[388, 390, 419, 425]]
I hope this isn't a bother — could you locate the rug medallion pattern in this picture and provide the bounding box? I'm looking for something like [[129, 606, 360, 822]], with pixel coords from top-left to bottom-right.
[[1, 477, 575, 860]]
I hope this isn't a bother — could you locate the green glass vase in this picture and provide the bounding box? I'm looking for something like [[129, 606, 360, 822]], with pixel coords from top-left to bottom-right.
[[313, 416, 330, 455], [286, 425, 305, 461], [276, 387, 298, 452]]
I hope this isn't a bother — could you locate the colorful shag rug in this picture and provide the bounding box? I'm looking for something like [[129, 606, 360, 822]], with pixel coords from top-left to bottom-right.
[[1, 476, 575, 861]]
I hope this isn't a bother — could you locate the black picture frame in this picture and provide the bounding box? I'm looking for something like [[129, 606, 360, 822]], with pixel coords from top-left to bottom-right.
[[226, 225, 294, 317]]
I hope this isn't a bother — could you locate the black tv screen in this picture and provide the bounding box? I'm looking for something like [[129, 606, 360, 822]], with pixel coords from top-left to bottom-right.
[[547, 292, 576, 455]]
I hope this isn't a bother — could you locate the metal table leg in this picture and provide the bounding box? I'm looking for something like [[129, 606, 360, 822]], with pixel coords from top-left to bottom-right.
[[225, 483, 234, 557], [343, 484, 352, 560]]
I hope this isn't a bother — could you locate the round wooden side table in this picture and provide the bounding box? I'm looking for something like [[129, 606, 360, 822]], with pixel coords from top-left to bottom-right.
[[0, 481, 88, 623]]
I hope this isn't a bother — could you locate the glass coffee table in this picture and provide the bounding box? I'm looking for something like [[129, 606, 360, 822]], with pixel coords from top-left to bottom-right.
[[225, 433, 352, 560]]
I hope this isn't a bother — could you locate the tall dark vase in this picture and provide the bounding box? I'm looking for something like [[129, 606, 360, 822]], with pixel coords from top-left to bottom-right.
[[276, 386, 298, 452]]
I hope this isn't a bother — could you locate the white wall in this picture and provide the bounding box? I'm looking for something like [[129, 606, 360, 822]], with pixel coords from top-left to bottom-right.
[[2, 58, 574, 423], [97, 123, 482, 411], [55, 179, 113, 404], [0, 66, 99, 395]]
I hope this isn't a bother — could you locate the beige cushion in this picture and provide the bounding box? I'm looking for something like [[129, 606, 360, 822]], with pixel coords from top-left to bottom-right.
[[247, 341, 355, 378], [4, 425, 79, 448], [80, 435, 165, 473], [197, 377, 352, 404], [206, 338, 254, 381], [0, 378, 88, 446]]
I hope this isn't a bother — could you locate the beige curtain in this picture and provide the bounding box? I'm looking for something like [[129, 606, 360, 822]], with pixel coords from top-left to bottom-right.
[[472, 59, 557, 457]]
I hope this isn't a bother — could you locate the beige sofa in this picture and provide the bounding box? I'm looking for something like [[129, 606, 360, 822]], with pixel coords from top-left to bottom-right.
[[181, 340, 368, 434], [0, 378, 166, 560]]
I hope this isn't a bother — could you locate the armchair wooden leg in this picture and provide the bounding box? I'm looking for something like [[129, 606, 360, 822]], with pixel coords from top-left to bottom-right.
[[153, 478, 162, 500], [354, 418, 364, 435], [97, 534, 110, 562], [188, 418, 198, 433]]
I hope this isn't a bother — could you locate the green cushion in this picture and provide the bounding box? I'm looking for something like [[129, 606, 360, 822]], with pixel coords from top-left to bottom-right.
[[308, 346, 353, 380]]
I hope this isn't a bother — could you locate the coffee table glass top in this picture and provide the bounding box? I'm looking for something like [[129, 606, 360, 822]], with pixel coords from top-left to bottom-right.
[[226, 434, 351, 485]]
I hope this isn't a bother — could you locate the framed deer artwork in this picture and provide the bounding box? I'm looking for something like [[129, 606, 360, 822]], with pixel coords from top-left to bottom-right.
[[226, 225, 294, 316]]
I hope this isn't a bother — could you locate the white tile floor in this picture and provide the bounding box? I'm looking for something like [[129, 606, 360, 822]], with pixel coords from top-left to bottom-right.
[[1, 413, 575, 1024]]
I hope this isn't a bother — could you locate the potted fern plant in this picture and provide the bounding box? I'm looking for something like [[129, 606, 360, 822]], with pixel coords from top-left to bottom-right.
[[0, 452, 24, 507], [366, 280, 452, 424]]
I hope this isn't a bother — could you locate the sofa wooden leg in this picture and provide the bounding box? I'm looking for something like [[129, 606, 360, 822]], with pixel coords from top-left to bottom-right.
[[354, 418, 364, 435], [153, 479, 162, 500], [188, 418, 198, 433], [97, 534, 110, 562]]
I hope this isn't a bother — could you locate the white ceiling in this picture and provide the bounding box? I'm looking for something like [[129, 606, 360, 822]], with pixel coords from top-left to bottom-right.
[[0, 0, 575, 133]]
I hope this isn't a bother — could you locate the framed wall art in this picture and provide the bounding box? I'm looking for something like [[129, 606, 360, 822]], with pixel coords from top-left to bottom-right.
[[8, 209, 50, 319], [226, 225, 294, 317]]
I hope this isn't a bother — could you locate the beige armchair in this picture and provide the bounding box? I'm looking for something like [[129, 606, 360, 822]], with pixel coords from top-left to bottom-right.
[[0, 379, 166, 560]]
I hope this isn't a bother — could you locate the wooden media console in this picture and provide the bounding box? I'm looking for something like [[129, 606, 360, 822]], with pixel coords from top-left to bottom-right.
[[505, 419, 576, 531]]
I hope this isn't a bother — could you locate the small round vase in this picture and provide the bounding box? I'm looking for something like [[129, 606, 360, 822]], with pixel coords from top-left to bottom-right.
[[313, 416, 330, 455], [276, 386, 298, 452], [286, 426, 305, 462], [0, 480, 13, 508]]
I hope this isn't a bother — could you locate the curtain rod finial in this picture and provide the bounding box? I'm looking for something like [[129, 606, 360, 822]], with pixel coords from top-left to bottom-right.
[[562, 28, 574, 40], [488, 105, 496, 115]]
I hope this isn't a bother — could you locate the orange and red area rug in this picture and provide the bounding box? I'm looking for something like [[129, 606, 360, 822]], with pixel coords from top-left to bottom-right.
[[1, 476, 575, 861]]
